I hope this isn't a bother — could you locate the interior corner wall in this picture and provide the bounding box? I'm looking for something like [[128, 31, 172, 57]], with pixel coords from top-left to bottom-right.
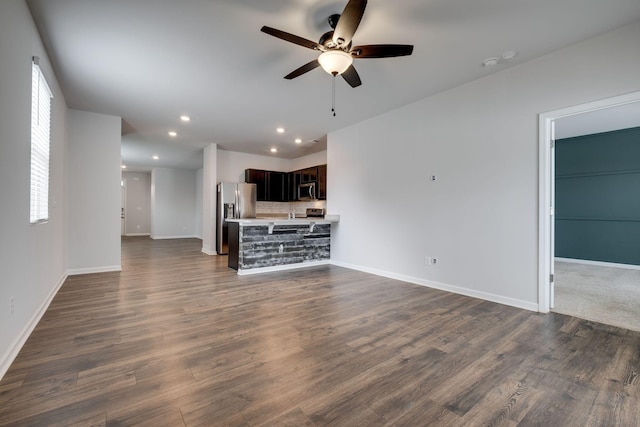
[[151, 167, 197, 239], [328, 20, 640, 311], [67, 109, 121, 274], [0, 0, 68, 379], [555, 126, 640, 265]]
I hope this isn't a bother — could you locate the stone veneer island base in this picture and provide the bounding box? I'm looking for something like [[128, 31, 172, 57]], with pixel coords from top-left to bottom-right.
[[226, 218, 337, 275]]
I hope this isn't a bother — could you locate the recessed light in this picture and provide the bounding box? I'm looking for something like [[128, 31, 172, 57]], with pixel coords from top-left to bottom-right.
[[502, 51, 517, 60], [152, 155, 159, 160], [180, 115, 191, 122], [121, 165, 127, 169], [295, 138, 302, 144], [270, 148, 278, 153], [276, 127, 285, 133], [168, 131, 177, 137]]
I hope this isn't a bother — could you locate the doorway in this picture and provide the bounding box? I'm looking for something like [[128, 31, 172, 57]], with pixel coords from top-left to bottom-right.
[[538, 91, 640, 316]]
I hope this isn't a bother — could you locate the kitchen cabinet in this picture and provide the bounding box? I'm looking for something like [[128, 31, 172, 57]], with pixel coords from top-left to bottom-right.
[[245, 169, 287, 202], [285, 172, 295, 201], [301, 167, 317, 183], [317, 164, 327, 200], [292, 166, 320, 201], [246, 164, 327, 202], [292, 171, 302, 201], [245, 169, 268, 201], [268, 171, 286, 202]]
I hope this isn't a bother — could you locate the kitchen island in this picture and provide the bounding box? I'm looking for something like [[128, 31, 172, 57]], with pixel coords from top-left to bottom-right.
[[225, 215, 339, 275]]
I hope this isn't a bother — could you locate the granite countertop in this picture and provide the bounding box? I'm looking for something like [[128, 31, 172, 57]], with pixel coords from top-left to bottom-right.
[[225, 215, 340, 225]]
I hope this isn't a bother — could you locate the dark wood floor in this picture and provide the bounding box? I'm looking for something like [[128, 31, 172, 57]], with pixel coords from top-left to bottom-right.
[[1, 237, 638, 426]]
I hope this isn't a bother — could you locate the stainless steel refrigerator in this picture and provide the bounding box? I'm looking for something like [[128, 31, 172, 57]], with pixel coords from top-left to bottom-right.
[[216, 182, 257, 254]]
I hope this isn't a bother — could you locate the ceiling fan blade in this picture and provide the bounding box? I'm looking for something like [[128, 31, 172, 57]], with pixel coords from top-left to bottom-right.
[[341, 65, 362, 88], [351, 44, 414, 58], [333, 0, 367, 48], [284, 60, 321, 79], [261, 26, 321, 51]]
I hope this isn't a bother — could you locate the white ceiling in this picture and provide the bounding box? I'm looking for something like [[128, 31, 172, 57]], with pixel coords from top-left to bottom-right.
[[27, 0, 640, 171]]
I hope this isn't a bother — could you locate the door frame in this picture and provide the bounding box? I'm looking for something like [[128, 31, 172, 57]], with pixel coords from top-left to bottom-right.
[[121, 177, 127, 236], [537, 90, 640, 313]]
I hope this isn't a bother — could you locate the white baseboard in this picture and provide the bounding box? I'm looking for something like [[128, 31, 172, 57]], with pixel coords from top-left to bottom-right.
[[123, 233, 150, 237], [330, 260, 538, 312], [150, 235, 199, 240], [555, 257, 640, 271], [0, 271, 68, 381], [237, 260, 330, 276], [67, 265, 122, 276], [201, 247, 217, 255]]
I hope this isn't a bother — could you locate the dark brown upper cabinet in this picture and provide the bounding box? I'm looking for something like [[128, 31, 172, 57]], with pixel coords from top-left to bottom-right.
[[245, 169, 287, 202], [301, 166, 317, 183], [268, 171, 286, 202], [317, 164, 327, 200], [246, 164, 326, 202], [245, 169, 267, 201]]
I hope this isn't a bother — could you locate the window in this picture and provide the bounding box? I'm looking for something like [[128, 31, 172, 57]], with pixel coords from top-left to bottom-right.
[[30, 56, 53, 224]]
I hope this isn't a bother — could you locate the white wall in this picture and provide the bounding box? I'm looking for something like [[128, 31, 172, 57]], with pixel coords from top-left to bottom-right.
[[329, 20, 640, 311], [216, 149, 327, 181], [122, 171, 151, 235], [67, 109, 122, 273], [0, 0, 69, 378], [217, 150, 292, 182], [201, 144, 217, 254], [290, 151, 327, 171], [151, 167, 198, 239]]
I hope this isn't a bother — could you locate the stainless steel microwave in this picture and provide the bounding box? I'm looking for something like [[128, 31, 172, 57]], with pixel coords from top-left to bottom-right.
[[298, 182, 316, 201]]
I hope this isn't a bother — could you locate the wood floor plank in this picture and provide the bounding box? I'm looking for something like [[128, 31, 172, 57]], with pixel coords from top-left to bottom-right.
[[1, 236, 639, 426]]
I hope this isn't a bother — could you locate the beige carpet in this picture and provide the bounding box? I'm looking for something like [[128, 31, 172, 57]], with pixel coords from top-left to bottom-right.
[[553, 261, 640, 332]]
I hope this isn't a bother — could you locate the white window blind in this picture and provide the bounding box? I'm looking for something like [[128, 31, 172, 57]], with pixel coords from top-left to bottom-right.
[[30, 57, 53, 224]]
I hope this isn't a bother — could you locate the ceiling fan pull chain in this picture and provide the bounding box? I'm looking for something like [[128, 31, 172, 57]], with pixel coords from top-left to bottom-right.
[[332, 75, 336, 117]]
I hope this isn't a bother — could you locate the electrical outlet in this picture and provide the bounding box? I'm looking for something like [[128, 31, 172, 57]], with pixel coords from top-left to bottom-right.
[[10, 297, 14, 317], [431, 258, 438, 265], [424, 256, 431, 266]]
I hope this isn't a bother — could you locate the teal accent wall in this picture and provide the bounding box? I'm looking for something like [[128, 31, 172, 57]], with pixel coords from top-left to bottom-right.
[[555, 126, 640, 265]]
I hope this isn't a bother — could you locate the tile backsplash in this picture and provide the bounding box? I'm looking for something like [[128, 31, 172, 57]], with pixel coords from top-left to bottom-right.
[[256, 200, 326, 217]]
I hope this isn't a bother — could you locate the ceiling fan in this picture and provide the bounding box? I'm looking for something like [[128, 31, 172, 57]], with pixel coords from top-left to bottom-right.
[[260, 0, 414, 88]]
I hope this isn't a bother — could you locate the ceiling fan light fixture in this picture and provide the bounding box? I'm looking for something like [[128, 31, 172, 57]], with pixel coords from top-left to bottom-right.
[[318, 50, 353, 76]]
